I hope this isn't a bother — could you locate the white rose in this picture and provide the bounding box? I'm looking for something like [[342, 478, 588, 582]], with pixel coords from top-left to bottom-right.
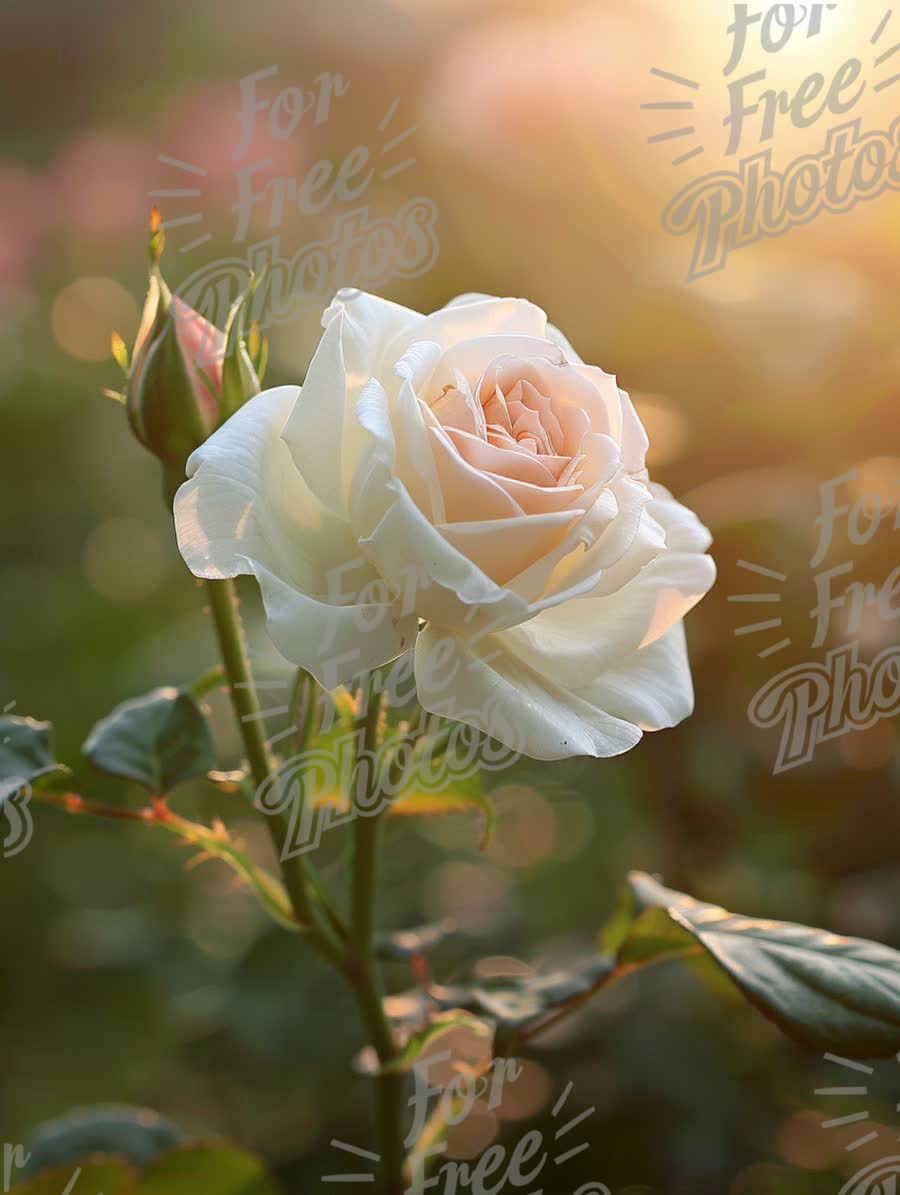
[[174, 291, 715, 760]]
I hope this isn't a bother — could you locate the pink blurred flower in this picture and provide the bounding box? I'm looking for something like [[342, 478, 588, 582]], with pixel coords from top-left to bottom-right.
[[0, 162, 51, 306], [51, 130, 156, 238], [424, 7, 661, 171]]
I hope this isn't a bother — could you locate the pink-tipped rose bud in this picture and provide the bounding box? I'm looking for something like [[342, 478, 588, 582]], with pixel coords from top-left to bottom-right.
[[119, 209, 265, 496]]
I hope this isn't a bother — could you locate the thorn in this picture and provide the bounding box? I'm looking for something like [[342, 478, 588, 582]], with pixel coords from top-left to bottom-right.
[[151, 795, 173, 822]]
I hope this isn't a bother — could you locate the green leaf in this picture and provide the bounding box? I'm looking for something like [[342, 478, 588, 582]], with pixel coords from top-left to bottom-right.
[[22, 1106, 185, 1177], [139, 1146, 283, 1194], [379, 1012, 493, 1074], [430, 955, 615, 1031], [9, 1106, 282, 1194], [606, 871, 900, 1058], [0, 716, 69, 802], [83, 688, 217, 795]]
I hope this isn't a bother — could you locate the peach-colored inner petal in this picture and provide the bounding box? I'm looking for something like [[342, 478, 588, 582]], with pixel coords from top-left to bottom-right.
[[422, 350, 624, 523]]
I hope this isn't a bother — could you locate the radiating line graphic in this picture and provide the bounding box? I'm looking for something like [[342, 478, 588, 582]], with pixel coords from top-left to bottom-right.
[[648, 126, 696, 144], [378, 96, 418, 182], [872, 8, 893, 44], [160, 213, 203, 230], [322, 1139, 380, 1185], [816, 1087, 869, 1096], [60, 1169, 82, 1195], [728, 593, 782, 603], [179, 233, 214, 253], [241, 705, 289, 723], [157, 154, 208, 176], [737, 560, 787, 582], [672, 146, 705, 166], [550, 1081, 596, 1168], [149, 188, 202, 199], [813, 1052, 900, 1154], [556, 1141, 591, 1164], [874, 71, 900, 91], [555, 1105, 594, 1138], [734, 618, 784, 636], [824, 1112, 870, 1128], [731, 561, 791, 656], [649, 67, 700, 89], [378, 96, 400, 133], [824, 1055, 875, 1075], [383, 125, 419, 153], [875, 40, 900, 64], [845, 1131, 880, 1151], [644, 67, 705, 165], [640, 101, 694, 111]]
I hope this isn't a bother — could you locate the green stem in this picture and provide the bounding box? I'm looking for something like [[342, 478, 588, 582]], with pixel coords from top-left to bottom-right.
[[204, 585, 406, 1185], [350, 685, 406, 1195], [203, 578, 345, 971]]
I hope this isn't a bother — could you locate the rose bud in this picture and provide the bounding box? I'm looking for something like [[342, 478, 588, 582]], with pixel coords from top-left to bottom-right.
[[114, 209, 267, 497]]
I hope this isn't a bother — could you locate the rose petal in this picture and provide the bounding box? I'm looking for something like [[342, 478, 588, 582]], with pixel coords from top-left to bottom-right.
[[283, 295, 421, 516], [175, 386, 416, 686], [414, 626, 643, 760], [439, 510, 583, 584], [576, 622, 694, 731], [446, 426, 560, 487], [387, 297, 548, 365], [427, 425, 525, 521]]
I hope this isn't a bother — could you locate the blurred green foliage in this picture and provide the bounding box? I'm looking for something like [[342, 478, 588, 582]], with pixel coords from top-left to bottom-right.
[[2, 0, 900, 1191]]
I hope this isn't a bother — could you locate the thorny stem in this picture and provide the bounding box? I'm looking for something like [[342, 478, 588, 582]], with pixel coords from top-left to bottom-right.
[[205, 581, 404, 1190], [350, 684, 406, 1194]]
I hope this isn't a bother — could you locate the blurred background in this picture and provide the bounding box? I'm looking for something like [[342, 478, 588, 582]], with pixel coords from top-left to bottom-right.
[[2, 0, 900, 1191]]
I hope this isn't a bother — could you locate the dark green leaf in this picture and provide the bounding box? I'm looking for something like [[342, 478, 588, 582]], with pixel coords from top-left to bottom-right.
[[83, 688, 217, 795], [429, 956, 615, 1030], [22, 1105, 185, 1177], [0, 716, 68, 802], [606, 871, 900, 1058], [10, 1108, 282, 1194]]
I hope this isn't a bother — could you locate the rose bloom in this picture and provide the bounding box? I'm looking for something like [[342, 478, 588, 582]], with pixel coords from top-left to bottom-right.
[[174, 292, 714, 760]]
